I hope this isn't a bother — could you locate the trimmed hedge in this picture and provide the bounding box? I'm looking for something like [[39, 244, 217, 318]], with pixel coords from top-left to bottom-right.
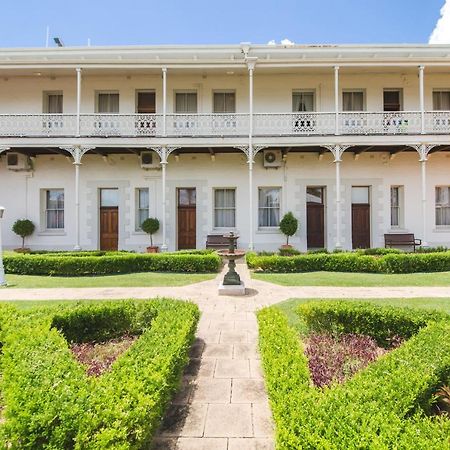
[[0, 299, 200, 449], [247, 250, 450, 274], [3, 251, 221, 276], [258, 303, 450, 449], [298, 301, 447, 347]]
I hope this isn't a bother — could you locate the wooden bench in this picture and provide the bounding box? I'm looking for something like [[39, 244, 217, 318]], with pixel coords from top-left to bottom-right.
[[384, 233, 422, 252], [206, 234, 231, 250]]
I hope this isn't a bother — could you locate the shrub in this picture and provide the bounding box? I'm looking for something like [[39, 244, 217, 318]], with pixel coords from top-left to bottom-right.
[[11, 219, 35, 249], [3, 252, 221, 276], [279, 212, 298, 246], [278, 247, 301, 256], [141, 218, 160, 247], [257, 303, 450, 449], [0, 299, 200, 449]]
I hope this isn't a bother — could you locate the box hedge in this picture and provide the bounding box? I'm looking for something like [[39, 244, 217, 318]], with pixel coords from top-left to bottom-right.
[[257, 302, 450, 449], [247, 250, 450, 274], [3, 251, 221, 276], [0, 299, 200, 449]]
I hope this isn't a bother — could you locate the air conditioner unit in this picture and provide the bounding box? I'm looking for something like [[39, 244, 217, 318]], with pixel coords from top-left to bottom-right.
[[263, 149, 282, 168], [6, 152, 32, 171], [140, 151, 160, 170]]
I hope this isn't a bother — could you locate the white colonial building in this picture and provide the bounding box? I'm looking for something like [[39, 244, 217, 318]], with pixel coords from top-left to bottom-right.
[[0, 43, 449, 251]]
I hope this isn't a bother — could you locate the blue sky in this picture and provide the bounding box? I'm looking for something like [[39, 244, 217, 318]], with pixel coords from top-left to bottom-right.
[[0, 0, 446, 47]]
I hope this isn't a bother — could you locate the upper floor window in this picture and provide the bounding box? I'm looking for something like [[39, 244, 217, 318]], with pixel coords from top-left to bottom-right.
[[343, 91, 364, 111], [45, 189, 64, 229], [96, 92, 119, 113], [214, 188, 236, 228], [43, 91, 63, 114], [292, 91, 315, 112], [383, 89, 402, 112], [433, 91, 450, 110], [136, 91, 156, 113], [136, 188, 149, 230], [175, 92, 197, 113], [436, 186, 450, 226], [213, 92, 235, 113], [258, 187, 281, 227]]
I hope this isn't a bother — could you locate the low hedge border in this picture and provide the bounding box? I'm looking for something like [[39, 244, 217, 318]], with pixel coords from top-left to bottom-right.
[[257, 302, 450, 449], [0, 299, 200, 449], [247, 250, 450, 274], [3, 252, 221, 276]]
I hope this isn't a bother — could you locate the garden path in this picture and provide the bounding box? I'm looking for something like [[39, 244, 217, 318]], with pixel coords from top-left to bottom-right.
[[1, 265, 450, 449]]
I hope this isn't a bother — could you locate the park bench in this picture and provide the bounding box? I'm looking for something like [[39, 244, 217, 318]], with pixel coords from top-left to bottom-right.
[[384, 233, 422, 252]]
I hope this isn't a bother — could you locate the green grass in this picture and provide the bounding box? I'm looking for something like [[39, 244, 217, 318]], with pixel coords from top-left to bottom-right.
[[252, 271, 450, 287], [1, 272, 216, 289], [277, 297, 450, 335]]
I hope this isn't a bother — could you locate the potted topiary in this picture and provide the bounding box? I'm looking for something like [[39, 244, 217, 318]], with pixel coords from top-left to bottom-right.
[[12, 219, 35, 253], [141, 217, 160, 253], [279, 211, 298, 250]]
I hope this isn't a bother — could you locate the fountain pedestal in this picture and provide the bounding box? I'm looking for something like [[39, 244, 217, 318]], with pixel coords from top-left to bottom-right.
[[217, 232, 246, 296]]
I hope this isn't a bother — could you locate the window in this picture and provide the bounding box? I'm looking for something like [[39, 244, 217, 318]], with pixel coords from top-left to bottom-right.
[[383, 89, 402, 112], [258, 188, 281, 227], [292, 91, 315, 112], [175, 92, 197, 113], [343, 91, 365, 111], [136, 188, 149, 230], [306, 186, 324, 204], [45, 189, 64, 229], [136, 91, 156, 113], [96, 92, 119, 113], [351, 186, 370, 204], [43, 91, 63, 113], [214, 188, 236, 227], [433, 91, 450, 110], [436, 186, 450, 226], [213, 92, 235, 113], [390, 186, 403, 227]]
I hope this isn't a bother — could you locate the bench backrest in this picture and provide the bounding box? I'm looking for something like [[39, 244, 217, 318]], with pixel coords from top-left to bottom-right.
[[384, 233, 415, 243], [206, 234, 229, 244]]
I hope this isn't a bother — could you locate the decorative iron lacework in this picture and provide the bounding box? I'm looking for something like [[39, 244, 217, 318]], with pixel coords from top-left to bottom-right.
[[59, 146, 95, 164]]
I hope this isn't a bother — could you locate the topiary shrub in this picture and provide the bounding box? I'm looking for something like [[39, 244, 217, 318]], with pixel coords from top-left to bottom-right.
[[12, 219, 35, 250], [141, 218, 160, 247], [279, 212, 298, 246]]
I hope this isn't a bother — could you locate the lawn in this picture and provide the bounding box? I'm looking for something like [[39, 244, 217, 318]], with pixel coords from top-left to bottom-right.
[[252, 270, 450, 287], [1, 272, 216, 289], [276, 297, 450, 334]]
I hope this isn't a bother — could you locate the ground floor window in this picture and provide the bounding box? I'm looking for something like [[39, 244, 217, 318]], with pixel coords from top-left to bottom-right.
[[258, 187, 281, 227], [45, 189, 64, 229], [214, 188, 236, 227], [136, 188, 149, 230], [436, 186, 450, 226], [390, 186, 403, 227]]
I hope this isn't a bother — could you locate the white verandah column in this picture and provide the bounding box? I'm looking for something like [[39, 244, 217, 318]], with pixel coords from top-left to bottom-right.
[[419, 65, 425, 135], [76, 68, 82, 137], [162, 67, 167, 136], [334, 65, 340, 135]]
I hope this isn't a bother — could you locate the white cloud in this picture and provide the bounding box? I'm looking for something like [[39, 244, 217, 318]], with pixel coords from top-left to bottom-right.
[[429, 1, 450, 43], [281, 38, 295, 46], [267, 40, 276, 45]]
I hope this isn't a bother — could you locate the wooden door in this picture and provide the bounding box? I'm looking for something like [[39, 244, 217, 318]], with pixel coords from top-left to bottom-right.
[[100, 208, 118, 250], [178, 188, 196, 249], [352, 205, 370, 249], [307, 187, 325, 248]]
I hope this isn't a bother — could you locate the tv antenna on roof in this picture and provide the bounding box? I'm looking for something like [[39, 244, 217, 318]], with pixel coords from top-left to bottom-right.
[[54, 37, 64, 47], [45, 26, 50, 47]]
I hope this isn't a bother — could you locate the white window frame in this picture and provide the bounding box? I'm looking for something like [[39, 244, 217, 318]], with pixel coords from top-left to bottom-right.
[[212, 90, 236, 113], [135, 188, 149, 231], [44, 188, 65, 230], [95, 91, 120, 113], [43, 91, 63, 114], [435, 185, 450, 227], [390, 185, 404, 229], [292, 90, 316, 112], [213, 187, 236, 229], [342, 89, 366, 111], [258, 187, 282, 228], [432, 90, 450, 111]]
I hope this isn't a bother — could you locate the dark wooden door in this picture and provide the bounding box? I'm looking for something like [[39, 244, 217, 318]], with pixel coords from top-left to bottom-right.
[[307, 204, 325, 248], [100, 207, 119, 250], [352, 204, 370, 249], [178, 188, 196, 249]]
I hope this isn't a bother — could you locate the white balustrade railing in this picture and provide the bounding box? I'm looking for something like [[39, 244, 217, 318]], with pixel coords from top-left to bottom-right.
[[253, 112, 336, 136], [339, 111, 422, 135], [0, 111, 450, 138]]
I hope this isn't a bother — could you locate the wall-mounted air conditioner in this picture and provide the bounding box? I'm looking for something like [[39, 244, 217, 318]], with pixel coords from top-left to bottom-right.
[[140, 151, 160, 170], [6, 152, 32, 171], [263, 149, 283, 168]]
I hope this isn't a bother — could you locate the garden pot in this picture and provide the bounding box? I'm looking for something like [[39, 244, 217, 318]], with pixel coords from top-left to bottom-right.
[[280, 244, 292, 250], [146, 246, 159, 253], [14, 247, 31, 253]]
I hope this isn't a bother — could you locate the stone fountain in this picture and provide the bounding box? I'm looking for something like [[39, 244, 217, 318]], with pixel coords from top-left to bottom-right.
[[217, 232, 246, 295]]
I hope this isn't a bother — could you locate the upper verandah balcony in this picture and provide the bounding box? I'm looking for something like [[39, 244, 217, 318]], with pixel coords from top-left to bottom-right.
[[0, 43, 450, 139]]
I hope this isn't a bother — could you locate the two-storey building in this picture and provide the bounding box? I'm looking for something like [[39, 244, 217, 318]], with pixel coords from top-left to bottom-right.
[[0, 43, 449, 251]]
